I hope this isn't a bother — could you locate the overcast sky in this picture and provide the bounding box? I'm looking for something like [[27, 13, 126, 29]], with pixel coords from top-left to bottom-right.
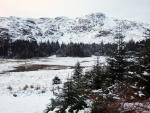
[[0, 0, 150, 23]]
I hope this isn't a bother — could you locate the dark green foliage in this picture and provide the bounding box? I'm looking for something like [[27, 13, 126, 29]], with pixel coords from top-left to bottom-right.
[[48, 78, 87, 113], [60, 80, 87, 113], [72, 62, 83, 84], [135, 28, 150, 95], [11, 40, 39, 58], [47, 63, 87, 113], [0, 40, 61, 59], [84, 58, 112, 90], [72, 62, 89, 96], [91, 59, 103, 89], [107, 27, 129, 83], [45, 28, 150, 112], [125, 39, 137, 56], [57, 43, 91, 57], [0, 37, 123, 59]]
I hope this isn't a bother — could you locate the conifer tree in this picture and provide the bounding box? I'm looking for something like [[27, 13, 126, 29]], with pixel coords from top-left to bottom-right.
[[59, 78, 87, 113], [48, 78, 87, 113], [72, 62, 88, 95], [47, 64, 87, 113], [107, 25, 128, 83], [136, 28, 150, 95], [73, 62, 83, 82], [83, 57, 112, 90], [92, 57, 103, 89]]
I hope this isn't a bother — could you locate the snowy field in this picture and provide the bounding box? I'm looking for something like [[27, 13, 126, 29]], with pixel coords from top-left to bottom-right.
[[0, 55, 106, 113]]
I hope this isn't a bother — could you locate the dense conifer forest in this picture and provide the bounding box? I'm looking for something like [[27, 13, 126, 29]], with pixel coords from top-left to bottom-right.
[[43, 28, 150, 113], [0, 37, 143, 59]]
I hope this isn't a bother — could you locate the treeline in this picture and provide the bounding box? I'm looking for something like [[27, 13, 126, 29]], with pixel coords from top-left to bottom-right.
[[0, 39, 116, 58], [0, 37, 140, 59], [0, 39, 60, 58], [45, 28, 150, 113]]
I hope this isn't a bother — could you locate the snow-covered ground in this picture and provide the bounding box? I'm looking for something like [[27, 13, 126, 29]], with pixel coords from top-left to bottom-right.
[[0, 55, 106, 113]]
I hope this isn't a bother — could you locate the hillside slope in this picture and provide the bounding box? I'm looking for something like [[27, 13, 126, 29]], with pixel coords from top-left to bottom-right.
[[0, 13, 149, 44]]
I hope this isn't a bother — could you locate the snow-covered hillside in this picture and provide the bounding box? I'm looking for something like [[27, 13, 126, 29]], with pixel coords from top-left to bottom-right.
[[0, 13, 149, 44]]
